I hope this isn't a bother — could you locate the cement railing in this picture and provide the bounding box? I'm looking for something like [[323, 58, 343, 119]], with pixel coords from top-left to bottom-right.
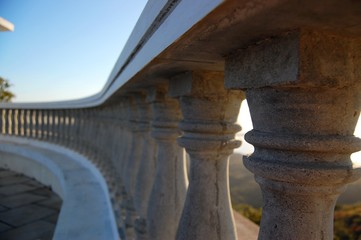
[[1, 0, 361, 239]]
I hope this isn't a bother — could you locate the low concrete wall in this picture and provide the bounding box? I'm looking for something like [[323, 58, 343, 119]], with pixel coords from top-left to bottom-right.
[[0, 136, 119, 240]]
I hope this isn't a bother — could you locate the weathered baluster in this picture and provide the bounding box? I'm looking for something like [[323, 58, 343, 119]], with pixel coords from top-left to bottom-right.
[[25, 109, 30, 138], [63, 109, 70, 146], [71, 109, 78, 149], [171, 71, 243, 240], [11, 109, 16, 136], [77, 109, 85, 152], [0, 109, 4, 135], [58, 110, 65, 144], [49, 110, 55, 141], [134, 91, 157, 240], [147, 86, 188, 240], [16, 109, 21, 136], [225, 30, 361, 239], [43, 110, 49, 140], [37, 110, 43, 139], [5, 109, 10, 135], [19, 109, 25, 137], [33, 110, 38, 139], [122, 94, 145, 232], [70, 109, 76, 149]]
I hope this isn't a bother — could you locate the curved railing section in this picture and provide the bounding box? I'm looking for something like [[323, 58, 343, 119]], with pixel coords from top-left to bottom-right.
[[1, 1, 361, 240]]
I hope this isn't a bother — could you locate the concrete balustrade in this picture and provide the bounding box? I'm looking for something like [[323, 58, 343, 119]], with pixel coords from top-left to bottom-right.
[[1, 1, 361, 240]]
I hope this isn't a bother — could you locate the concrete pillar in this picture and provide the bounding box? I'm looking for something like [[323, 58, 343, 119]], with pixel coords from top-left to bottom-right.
[[25, 110, 31, 138], [11, 109, 16, 135], [29, 109, 35, 138], [133, 90, 158, 240], [17, 109, 24, 136], [225, 29, 361, 240], [146, 86, 188, 240], [122, 94, 147, 230], [0, 109, 3, 134], [170, 71, 243, 240], [37, 110, 43, 139], [4, 109, 10, 135], [49, 110, 56, 141], [33, 110, 38, 138]]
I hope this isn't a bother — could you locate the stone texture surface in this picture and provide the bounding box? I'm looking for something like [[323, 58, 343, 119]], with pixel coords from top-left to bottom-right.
[[172, 71, 244, 240], [0, 168, 61, 240], [225, 29, 361, 240], [147, 87, 188, 240]]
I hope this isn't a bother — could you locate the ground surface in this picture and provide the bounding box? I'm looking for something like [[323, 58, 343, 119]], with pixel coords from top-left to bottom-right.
[[0, 168, 62, 240]]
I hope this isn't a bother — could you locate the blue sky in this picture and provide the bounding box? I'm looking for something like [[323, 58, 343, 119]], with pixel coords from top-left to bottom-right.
[[0, 0, 147, 102]]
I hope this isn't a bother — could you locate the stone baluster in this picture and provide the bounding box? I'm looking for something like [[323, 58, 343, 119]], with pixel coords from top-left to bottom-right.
[[4, 109, 10, 135], [134, 90, 158, 240], [146, 86, 188, 240], [44, 110, 49, 140], [59, 110, 65, 144], [24, 110, 30, 138], [29, 109, 34, 138], [78, 109, 86, 152], [48, 110, 55, 141], [0, 109, 3, 134], [19, 109, 26, 137], [17, 109, 22, 136], [33, 110, 38, 139], [71, 109, 79, 150], [38, 110, 43, 139], [68, 109, 74, 146], [11, 109, 16, 136], [122, 94, 146, 231], [225, 29, 361, 239], [82, 109, 92, 157], [170, 71, 243, 240], [121, 100, 133, 177], [75, 110, 81, 151], [73, 109, 80, 148], [7, 109, 12, 135], [51, 110, 57, 142], [122, 93, 145, 234], [117, 100, 133, 220], [63, 109, 70, 146]]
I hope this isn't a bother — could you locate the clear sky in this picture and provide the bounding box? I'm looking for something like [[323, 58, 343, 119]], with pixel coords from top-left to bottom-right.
[[0, 0, 147, 102]]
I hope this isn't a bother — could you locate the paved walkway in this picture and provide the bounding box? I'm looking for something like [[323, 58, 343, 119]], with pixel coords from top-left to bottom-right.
[[0, 168, 62, 240]]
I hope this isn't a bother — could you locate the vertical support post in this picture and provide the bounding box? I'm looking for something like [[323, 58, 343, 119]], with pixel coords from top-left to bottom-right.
[[25, 109, 31, 138], [146, 86, 188, 240], [122, 94, 147, 232], [0, 109, 3, 134], [11, 109, 16, 136], [16, 109, 21, 136], [43, 110, 49, 140], [5, 109, 10, 135], [225, 30, 361, 239], [170, 71, 243, 240], [19, 109, 25, 137], [133, 91, 158, 240]]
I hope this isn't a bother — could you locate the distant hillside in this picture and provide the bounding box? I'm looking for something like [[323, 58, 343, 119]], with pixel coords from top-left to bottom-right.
[[229, 153, 361, 207]]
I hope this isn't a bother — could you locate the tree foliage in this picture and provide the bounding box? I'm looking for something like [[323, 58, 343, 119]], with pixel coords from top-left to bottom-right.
[[0, 77, 15, 102]]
